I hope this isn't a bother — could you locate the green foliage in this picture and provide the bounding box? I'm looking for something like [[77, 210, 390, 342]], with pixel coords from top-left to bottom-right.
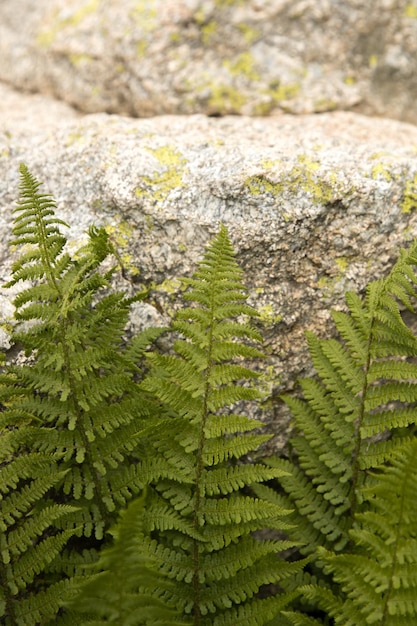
[[0, 164, 163, 624], [258, 241, 417, 624], [311, 438, 417, 625], [68, 489, 187, 625], [2, 164, 417, 625], [0, 450, 81, 625], [137, 224, 300, 624]]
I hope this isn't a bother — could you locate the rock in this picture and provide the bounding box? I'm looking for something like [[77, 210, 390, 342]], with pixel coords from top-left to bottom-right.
[[2, 81, 417, 450], [1, 0, 417, 122]]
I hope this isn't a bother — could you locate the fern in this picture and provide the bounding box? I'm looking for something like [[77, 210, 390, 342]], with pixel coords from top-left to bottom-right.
[[260, 241, 417, 622], [293, 438, 417, 625], [0, 165, 163, 623], [135, 224, 301, 625], [4, 164, 417, 625], [0, 441, 82, 624], [69, 489, 187, 625]]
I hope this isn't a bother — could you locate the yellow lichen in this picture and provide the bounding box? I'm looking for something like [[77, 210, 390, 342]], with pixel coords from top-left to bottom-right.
[[405, 3, 417, 18], [201, 21, 217, 45], [369, 54, 378, 68], [131, 0, 157, 31], [401, 173, 417, 213], [245, 155, 341, 206], [144, 214, 154, 233], [66, 132, 86, 146], [68, 53, 93, 67], [156, 278, 182, 295], [207, 83, 246, 113], [371, 163, 392, 182], [36, 0, 99, 47], [335, 257, 348, 273], [264, 81, 300, 104], [214, 0, 244, 5], [135, 145, 189, 204], [237, 23, 260, 44], [314, 98, 338, 112], [136, 40, 147, 57], [223, 52, 260, 82], [194, 7, 207, 24], [105, 220, 140, 276], [257, 304, 283, 325]]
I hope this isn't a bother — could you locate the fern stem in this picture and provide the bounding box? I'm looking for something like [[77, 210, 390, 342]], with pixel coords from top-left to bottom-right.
[[380, 467, 407, 625], [191, 292, 216, 625], [349, 327, 373, 521], [59, 316, 109, 525]]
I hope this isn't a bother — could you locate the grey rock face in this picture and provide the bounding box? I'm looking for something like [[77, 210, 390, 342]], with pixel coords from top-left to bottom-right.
[[2, 77, 417, 449], [2, 1, 417, 450], [1, 0, 417, 122]]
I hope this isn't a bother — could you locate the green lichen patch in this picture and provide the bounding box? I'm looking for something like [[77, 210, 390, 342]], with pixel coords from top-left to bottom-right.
[[201, 21, 217, 45], [245, 155, 341, 207], [335, 257, 349, 273], [257, 304, 283, 325], [255, 81, 300, 114], [214, 0, 245, 5], [155, 278, 183, 296], [66, 132, 87, 147], [237, 23, 260, 44], [401, 173, 417, 213], [135, 146, 189, 204], [105, 219, 140, 276], [405, 3, 417, 18], [370, 162, 392, 182], [68, 53, 93, 67], [223, 52, 260, 82], [36, 0, 99, 47], [130, 0, 157, 31], [207, 83, 247, 114], [264, 81, 300, 104], [369, 54, 378, 68], [136, 40, 147, 57]]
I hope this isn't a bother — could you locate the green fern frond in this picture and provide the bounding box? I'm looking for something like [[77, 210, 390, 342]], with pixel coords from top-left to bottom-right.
[[4, 164, 69, 290], [0, 451, 80, 625], [316, 438, 417, 626], [70, 491, 187, 625], [2, 165, 163, 521], [137, 224, 300, 623], [1, 166, 166, 623], [274, 240, 417, 551], [263, 240, 417, 622]]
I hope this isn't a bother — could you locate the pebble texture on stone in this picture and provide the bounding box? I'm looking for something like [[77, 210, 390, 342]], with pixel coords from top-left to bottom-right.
[[2, 2, 417, 450]]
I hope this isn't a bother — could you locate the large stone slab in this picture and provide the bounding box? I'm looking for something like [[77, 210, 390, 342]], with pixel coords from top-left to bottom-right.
[[2, 83, 417, 449], [1, 0, 417, 122]]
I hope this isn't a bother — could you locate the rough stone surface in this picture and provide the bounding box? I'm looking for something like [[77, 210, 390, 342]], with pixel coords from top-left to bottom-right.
[[2, 0, 417, 122], [2, 80, 417, 449]]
